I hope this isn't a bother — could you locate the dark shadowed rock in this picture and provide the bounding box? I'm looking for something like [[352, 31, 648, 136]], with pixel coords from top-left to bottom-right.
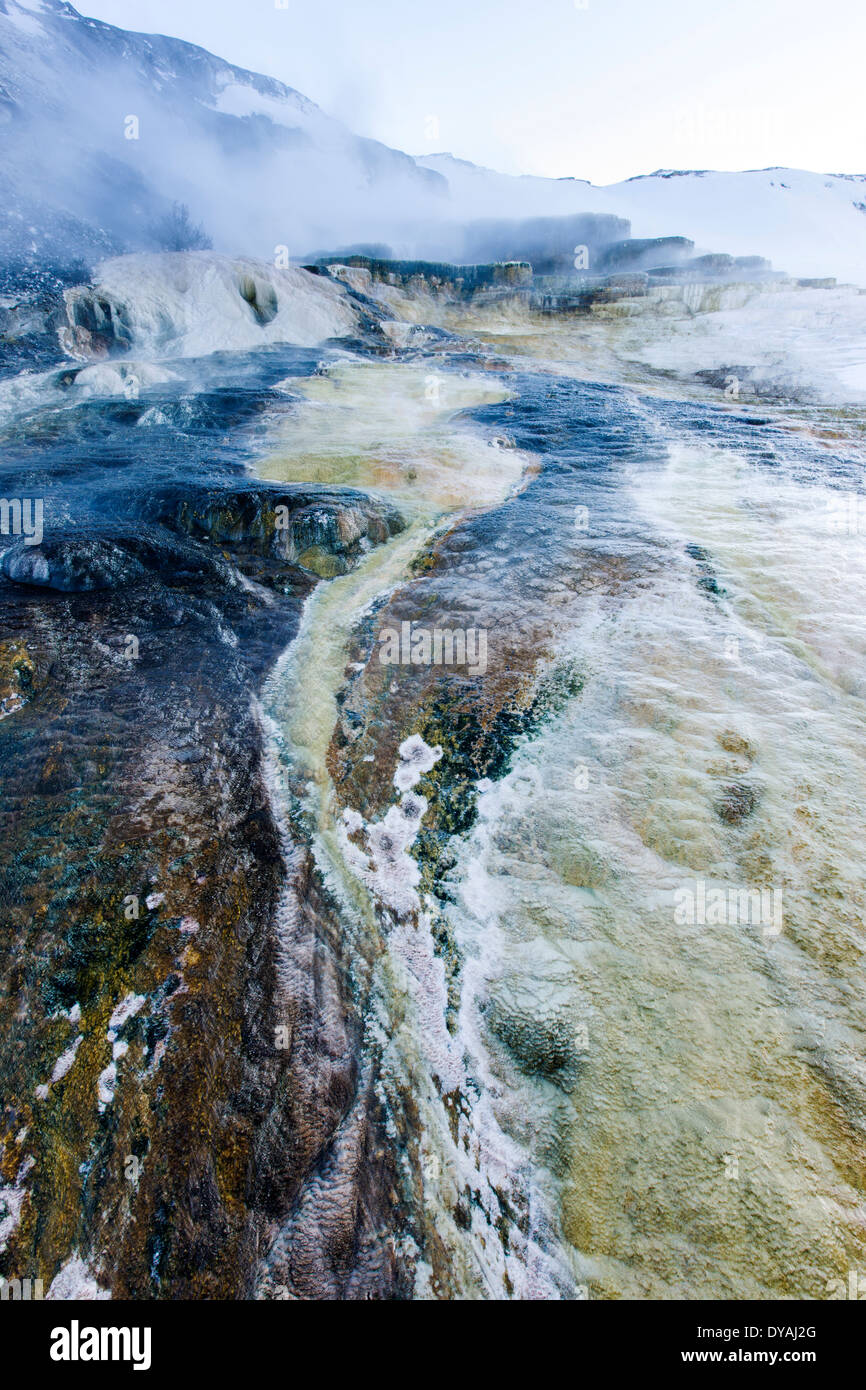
[[1, 537, 148, 592]]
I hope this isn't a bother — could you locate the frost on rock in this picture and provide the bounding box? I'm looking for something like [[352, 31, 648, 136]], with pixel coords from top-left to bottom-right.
[[34, 1031, 82, 1100], [388, 912, 462, 1094], [0, 1155, 34, 1253], [46, 1255, 111, 1301], [340, 796, 426, 918], [97, 1063, 117, 1111], [338, 737, 561, 1297], [97, 993, 146, 1111], [393, 734, 443, 792], [50, 1035, 82, 1083], [107, 993, 145, 1039], [339, 736, 443, 917]]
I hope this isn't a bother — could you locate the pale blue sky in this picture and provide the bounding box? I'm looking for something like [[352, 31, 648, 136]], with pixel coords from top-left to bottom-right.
[[81, 0, 865, 184]]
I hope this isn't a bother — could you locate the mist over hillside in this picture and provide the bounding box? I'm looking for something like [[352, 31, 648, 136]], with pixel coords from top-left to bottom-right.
[[1, 0, 864, 282], [0, 0, 445, 265], [421, 155, 866, 285]]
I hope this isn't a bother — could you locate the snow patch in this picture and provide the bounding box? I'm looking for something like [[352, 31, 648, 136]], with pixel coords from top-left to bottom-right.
[[50, 1035, 82, 1083], [4, 8, 44, 37], [393, 734, 443, 792], [97, 992, 145, 1111], [209, 82, 315, 130], [107, 993, 146, 1038], [79, 254, 360, 360], [97, 1063, 117, 1110], [46, 1255, 111, 1301], [0, 1156, 34, 1252], [339, 794, 426, 917]]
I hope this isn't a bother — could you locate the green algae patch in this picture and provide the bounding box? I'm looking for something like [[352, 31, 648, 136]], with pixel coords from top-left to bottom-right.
[[0, 639, 39, 718], [297, 545, 346, 579]]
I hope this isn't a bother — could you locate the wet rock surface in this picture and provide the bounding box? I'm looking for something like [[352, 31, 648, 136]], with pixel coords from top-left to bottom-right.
[[2, 254, 864, 1301], [0, 340, 407, 1297], [0, 259, 96, 377]]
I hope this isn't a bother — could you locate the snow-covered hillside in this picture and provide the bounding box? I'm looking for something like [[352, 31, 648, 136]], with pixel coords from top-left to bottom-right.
[[1, 0, 863, 283], [420, 156, 866, 285], [0, 0, 445, 262]]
